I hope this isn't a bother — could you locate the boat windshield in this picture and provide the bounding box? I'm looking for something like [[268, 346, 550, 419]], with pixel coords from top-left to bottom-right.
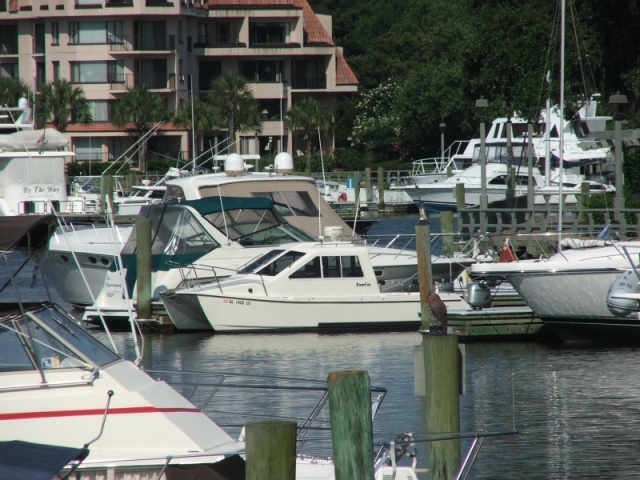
[[0, 304, 119, 372], [204, 207, 314, 246]]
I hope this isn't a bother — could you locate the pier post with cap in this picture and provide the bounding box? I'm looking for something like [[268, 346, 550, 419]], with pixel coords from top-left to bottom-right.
[[136, 217, 152, 321], [378, 166, 385, 211], [327, 370, 375, 480], [245, 420, 297, 480], [417, 210, 461, 479]]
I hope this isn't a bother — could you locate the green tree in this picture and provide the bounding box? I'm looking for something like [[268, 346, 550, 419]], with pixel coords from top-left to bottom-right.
[[0, 78, 31, 110], [207, 74, 261, 154], [173, 98, 221, 165], [285, 97, 333, 175], [112, 85, 169, 172], [36, 79, 92, 131]]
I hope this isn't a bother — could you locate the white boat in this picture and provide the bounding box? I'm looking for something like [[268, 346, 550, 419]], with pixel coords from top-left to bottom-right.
[[0, 217, 420, 479], [41, 154, 473, 307], [402, 97, 614, 209], [1, 104, 85, 215], [470, 240, 640, 339], [160, 240, 471, 332]]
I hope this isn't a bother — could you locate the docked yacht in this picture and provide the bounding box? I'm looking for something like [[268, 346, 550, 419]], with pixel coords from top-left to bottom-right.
[[41, 154, 473, 308], [471, 241, 640, 340], [1, 104, 82, 215], [161, 240, 471, 332], [403, 97, 614, 209]]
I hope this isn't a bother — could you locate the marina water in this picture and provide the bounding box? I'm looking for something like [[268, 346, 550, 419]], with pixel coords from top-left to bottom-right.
[[4, 214, 640, 478]]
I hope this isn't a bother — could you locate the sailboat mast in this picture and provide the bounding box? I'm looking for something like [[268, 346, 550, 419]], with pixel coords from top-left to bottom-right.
[[558, 0, 565, 251]]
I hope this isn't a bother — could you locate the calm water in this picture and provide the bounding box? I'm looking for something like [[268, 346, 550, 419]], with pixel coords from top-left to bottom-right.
[[4, 213, 640, 479]]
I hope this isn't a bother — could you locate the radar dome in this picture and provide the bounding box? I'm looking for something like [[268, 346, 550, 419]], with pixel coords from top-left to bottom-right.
[[225, 153, 245, 176], [274, 152, 294, 174]]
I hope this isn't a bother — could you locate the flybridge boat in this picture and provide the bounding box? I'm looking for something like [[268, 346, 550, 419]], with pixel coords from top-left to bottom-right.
[[161, 241, 471, 332], [402, 97, 614, 209], [1, 103, 83, 216]]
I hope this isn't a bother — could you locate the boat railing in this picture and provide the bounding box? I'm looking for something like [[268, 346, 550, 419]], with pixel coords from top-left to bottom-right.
[[147, 369, 395, 456], [168, 261, 236, 290]]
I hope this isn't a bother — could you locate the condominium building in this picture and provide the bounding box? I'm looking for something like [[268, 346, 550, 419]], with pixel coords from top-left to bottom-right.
[[0, 0, 358, 167]]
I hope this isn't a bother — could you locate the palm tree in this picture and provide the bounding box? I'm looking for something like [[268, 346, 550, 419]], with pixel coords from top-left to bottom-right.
[[36, 79, 92, 131], [207, 74, 262, 154], [173, 98, 221, 166], [0, 77, 31, 109], [112, 85, 169, 172], [286, 97, 333, 175]]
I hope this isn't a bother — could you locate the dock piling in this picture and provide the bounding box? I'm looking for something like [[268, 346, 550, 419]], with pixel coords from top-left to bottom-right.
[[245, 420, 297, 480], [136, 217, 152, 320]]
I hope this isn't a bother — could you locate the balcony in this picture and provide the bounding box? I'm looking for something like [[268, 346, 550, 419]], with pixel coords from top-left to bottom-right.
[[193, 34, 244, 49], [291, 75, 326, 90], [0, 39, 18, 55], [110, 73, 176, 91], [109, 34, 175, 52]]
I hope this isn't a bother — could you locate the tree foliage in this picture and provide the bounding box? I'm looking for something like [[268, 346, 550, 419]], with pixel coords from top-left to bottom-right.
[[36, 79, 92, 131], [112, 85, 169, 172], [207, 74, 262, 154], [309, 0, 640, 167], [285, 97, 333, 174]]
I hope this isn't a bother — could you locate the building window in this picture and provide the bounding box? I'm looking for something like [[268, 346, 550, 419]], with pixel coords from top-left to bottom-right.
[[71, 60, 123, 83], [52, 61, 60, 81], [136, 21, 167, 50], [196, 21, 231, 46], [249, 22, 289, 45], [240, 60, 283, 83], [135, 59, 167, 89], [292, 59, 326, 89], [74, 137, 103, 162], [87, 100, 110, 122], [34, 23, 45, 54], [0, 25, 18, 54], [51, 22, 59, 45], [199, 61, 221, 90], [0, 63, 18, 79], [70, 21, 123, 44]]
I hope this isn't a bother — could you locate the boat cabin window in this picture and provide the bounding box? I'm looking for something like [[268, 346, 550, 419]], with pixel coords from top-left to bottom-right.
[[251, 191, 319, 218], [0, 306, 120, 372], [238, 249, 305, 276], [163, 184, 185, 202], [205, 207, 313, 246], [289, 255, 364, 279]]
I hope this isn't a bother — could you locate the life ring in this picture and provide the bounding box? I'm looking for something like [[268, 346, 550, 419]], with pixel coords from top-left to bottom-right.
[[338, 192, 347, 202]]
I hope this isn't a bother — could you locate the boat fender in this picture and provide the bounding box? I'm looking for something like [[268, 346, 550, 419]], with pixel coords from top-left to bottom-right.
[[338, 192, 347, 202], [606, 270, 640, 317]]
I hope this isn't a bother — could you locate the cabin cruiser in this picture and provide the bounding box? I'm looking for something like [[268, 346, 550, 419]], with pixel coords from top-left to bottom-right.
[[161, 240, 471, 332], [41, 154, 473, 308]]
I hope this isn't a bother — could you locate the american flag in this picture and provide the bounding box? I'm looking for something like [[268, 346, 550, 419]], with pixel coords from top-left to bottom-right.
[[36, 130, 46, 144]]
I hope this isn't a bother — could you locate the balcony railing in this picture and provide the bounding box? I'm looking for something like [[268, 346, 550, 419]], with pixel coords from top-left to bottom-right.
[[110, 72, 176, 90], [194, 34, 244, 48], [291, 75, 326, 90], [109, 34, 176, 52], [0, 39, 18, 55]]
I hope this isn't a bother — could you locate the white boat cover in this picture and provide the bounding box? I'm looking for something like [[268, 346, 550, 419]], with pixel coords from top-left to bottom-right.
[[0, 129, 69, 150]]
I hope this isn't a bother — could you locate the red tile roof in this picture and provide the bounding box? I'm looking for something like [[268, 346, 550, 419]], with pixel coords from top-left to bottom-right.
[[335, 48, 359, 86], [206, 0, 334, 46]]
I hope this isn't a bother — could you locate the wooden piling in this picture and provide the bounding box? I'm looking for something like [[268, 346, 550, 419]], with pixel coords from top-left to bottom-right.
[[100, 174, 113, 214], [422, 334, 461, 480], [416, 213, 434, 328], [455, 184, 465, 212], [327, 370, 375, 480], [136, 217, 152, 320], [377, 166, 385, 211], [365, 167, 372, 203], [440, 210, 454, 258], [355, 172, 361, 209], [245, 420, 297, 480]]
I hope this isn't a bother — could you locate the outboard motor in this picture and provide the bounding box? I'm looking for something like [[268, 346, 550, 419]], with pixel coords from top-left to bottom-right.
[[466, 281, 492, 310], [606, 270, 640, 317]]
